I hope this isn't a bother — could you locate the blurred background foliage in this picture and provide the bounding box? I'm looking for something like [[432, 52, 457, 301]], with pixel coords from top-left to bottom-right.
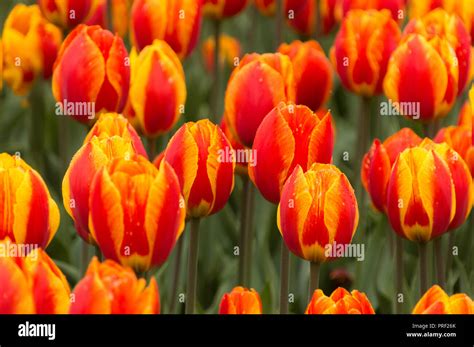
[[0, 0, 472, 314]]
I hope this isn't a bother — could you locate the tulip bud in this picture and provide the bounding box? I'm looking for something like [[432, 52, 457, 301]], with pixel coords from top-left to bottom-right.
[[386, 146, 456, 242], [219, 287, 263, 314], [201, 35, 241, 73], [2, 4, 62, 95], [164, 119, 235, 218], [384, 34, 458, 121], [52, 25, 130, 124], [89, 156, 186, 271], [126, 40, 186, 138], [63, 114, 147, 243], [38, 0, 98, 29], [331, 9, 401, 97], [130, 0, 203, 59], [306, 287, 375, 314], [254, 0, 276, 16], [278, 40, 333, 112], [285, 0, 317, 37], [419, 138, 473, 230], [278, 164, 358, 263], [409, 0, 473, 44], [361, 128, 422, 212], [70, 257, 160, 314], [250, 103, 334, 204], [86, 0, 132, 37], [224, 53, 295, 147], [0, 238, 70, 314], [404, 9, 471, 95], [413, 285, 473, 314], [203, 0, 248, 19], [0, 153, 60, 249]]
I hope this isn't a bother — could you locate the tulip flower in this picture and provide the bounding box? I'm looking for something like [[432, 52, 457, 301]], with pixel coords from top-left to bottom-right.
[[164, 119, 235, 218], [130, 0, 203, 59], [63, 114, 147, 243], [202, 35, 241, 73], [278, 163, 358, 292], [413, 285, 473, 314], [219, 287, 263, 314], [70, 257, 160, 314], [224, 52, 295, 147], [0, 238, 70, 314], [254, 0, 276, 16], [306, 287, 375, 314], [38, 0, 98, 29], [419, 138, 472, 231], [409, 0, 473, 43], [278, 40, 333, 112], [249, 103, 334, 204], [340, 0, 406, 22], [435, 126, 474, 177], [331, 9, 401, 97], [403, 9, 471, 96], [361, 128, 422, 212], [126, 40, 186, 139], [203, 0, 248, 19], [2, 4, 62, 95], [384, 34, 458, 122], [52, 25, 130, 124], [0, 153, 60, 249], [164, 119, 235, 313]]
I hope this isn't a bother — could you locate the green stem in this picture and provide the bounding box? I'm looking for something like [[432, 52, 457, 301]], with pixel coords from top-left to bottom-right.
[[244, 183, 255, 286], [313, 0, 321, 39], [309, 262, 320, 299], [58, 116, 69, 174], [147, 137, 157, 160], [434, 237, 445, 288], [81, 242, 89, 275], [185, 218, 200, 314], [395, 235, 404, 314], [445, 230, 456, 282], [29, 81, 45, 172], [356, 97, 371, 232], [169, 236, 184, 313], [279, 241, 290, 314], [238, 177, 250, 285], [418, 243, 428, 295], [106, 0, 114, 32], [211, 19, 221, 121]]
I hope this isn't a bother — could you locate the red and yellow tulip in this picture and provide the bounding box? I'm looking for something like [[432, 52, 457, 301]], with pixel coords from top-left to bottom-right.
[[384, 34, 458, 121], [0, 238, 70, 314], [409, 0, 473, 43], [38, 0, 99, 29], [224, 52, 295, 147], [2, 4, 62, 95], [52, 25, 130, 124], [306, 287, 375, 314], [70, 257, 160, 314], [63, 113, 147, 243], [202, 35, 241, 73], [126, 40, 186, 138], [386, 145, 456, 242], [219, 286, 263, 314], [164, 119, 235, 218], [278, 163, 358, 263], [404, 9, 471, 95], [331, 9, 401, 96], [254, 0, 276, 16], [419, 138, 473, 230], [278, 40, 333, 112], [130, 0, 203, 59], [203, 0, 248, 19], [0, 153, 59, 249], [412, 285, 473, 314], [362, 128, 422, 212], [89, 156, 185, 271], [250, 103, 334, 204]]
